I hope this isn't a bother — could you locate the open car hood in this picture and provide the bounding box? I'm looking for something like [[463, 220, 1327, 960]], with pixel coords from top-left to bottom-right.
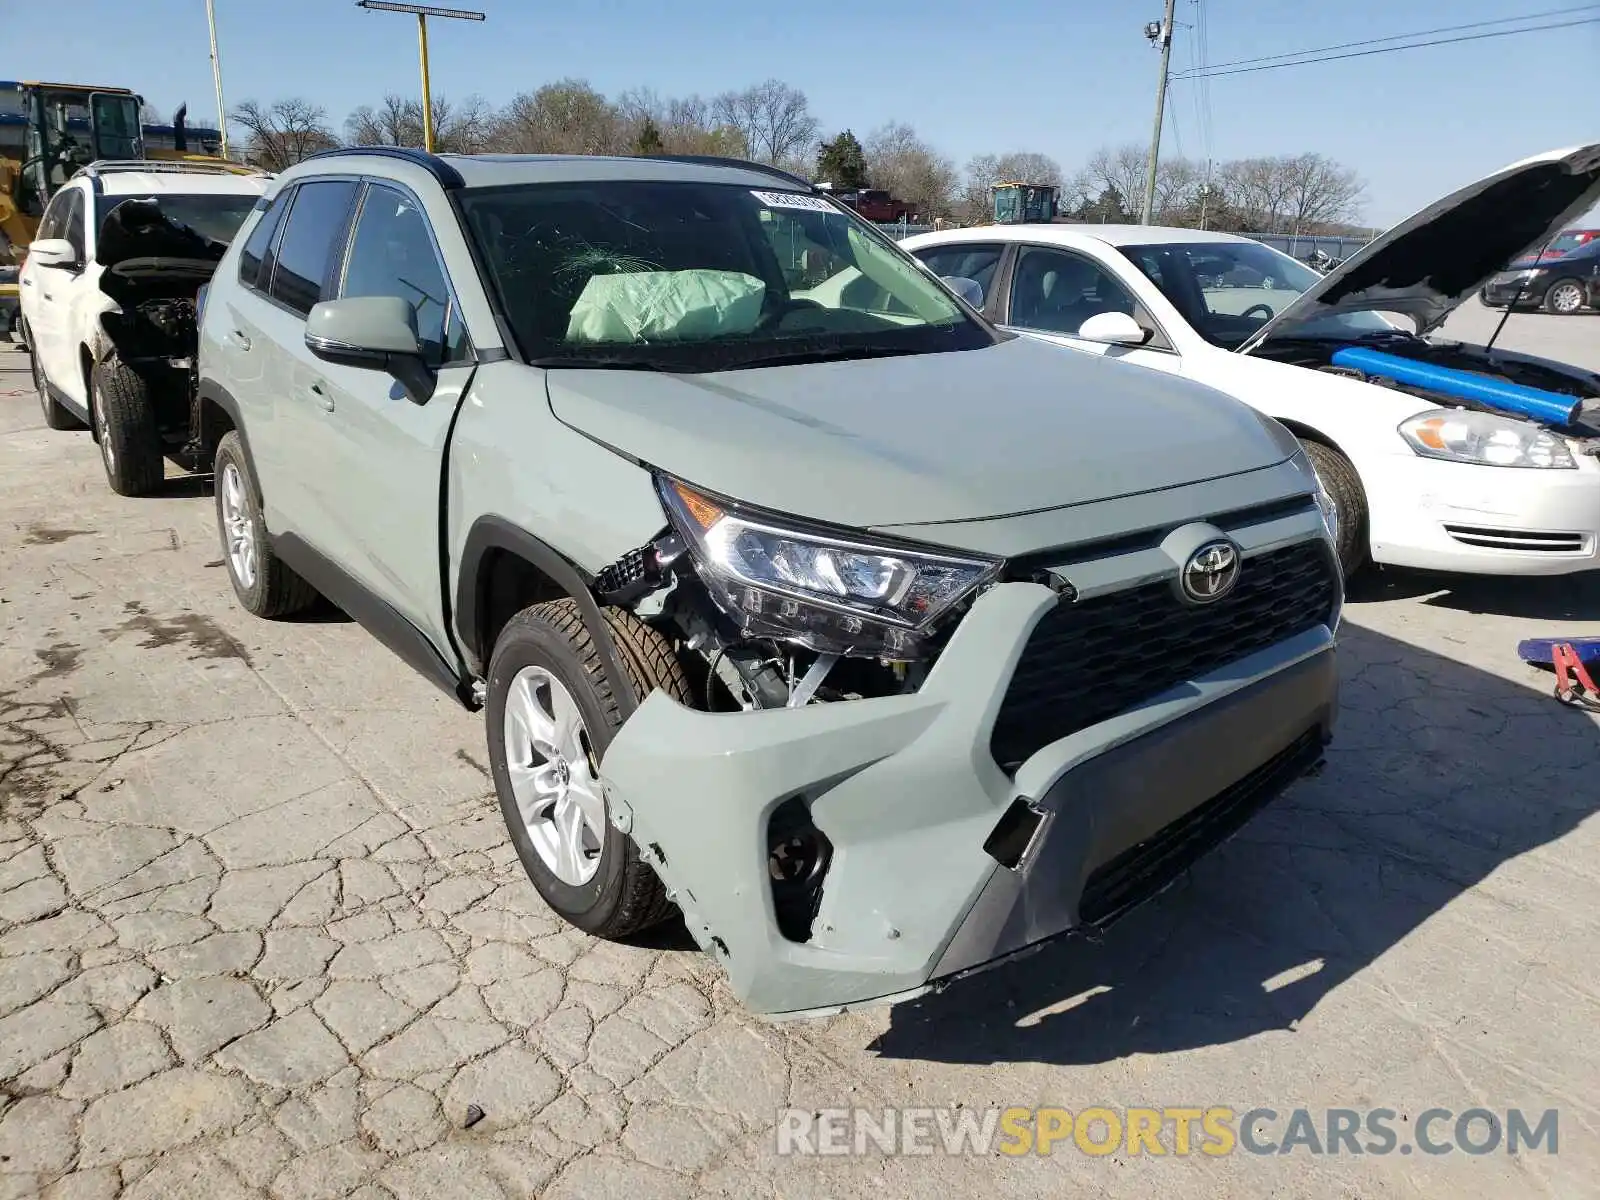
[[95, 199, 228, 311], [1239, 142, 1600, 353]]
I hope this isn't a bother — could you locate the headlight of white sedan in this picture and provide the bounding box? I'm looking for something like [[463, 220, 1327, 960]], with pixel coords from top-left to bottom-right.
[[1398, 410, 1576, 469]]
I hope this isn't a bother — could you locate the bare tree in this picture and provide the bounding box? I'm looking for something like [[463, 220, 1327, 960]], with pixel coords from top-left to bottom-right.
[[230, 98, 339, 170], [1279, 153, 1365, 232], [711, 80, 818, 166], [865, 122, 957, 220], [346, 94, 493, 154], [491, 79, 624, 155], [1084, 145, 1149, 212]]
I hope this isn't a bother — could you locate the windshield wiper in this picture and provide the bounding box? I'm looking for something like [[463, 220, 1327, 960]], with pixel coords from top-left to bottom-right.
[[528, 354, 676, 371], [714, 343, 921, 370]]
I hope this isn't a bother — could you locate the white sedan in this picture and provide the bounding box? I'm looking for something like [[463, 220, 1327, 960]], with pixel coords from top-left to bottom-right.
[[903, 143, 1600, 578]]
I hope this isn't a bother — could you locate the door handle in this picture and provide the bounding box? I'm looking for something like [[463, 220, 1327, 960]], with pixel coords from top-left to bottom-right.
[[223, 330, 251, 351], [21, 278, 33, 288], [309, 382, 334, 412]]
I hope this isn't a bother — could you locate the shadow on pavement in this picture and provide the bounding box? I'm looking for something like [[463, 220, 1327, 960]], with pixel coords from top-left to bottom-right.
[[870, 620, 1599, 1066], [1349, 565, 1600, 621]]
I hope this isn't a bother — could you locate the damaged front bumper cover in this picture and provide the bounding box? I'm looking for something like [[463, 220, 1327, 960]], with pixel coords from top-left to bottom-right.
[[601, 579, 1338, 1019]]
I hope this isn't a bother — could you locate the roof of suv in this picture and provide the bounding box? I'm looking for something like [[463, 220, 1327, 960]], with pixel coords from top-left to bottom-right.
[[281, 147, 813, 193], [71, 162, 272, 198]]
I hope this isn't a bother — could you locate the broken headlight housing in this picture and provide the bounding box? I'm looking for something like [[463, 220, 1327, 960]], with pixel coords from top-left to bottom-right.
[[657, 476, 1001, 660], [1399, 410, 1576, 469]]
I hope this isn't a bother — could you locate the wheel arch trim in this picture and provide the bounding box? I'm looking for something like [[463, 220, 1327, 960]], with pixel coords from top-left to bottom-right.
[[456, 516, 641, 720]]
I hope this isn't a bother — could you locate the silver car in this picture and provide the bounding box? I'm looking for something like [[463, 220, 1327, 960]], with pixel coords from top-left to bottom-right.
[[196, 148, 1343, 1017]]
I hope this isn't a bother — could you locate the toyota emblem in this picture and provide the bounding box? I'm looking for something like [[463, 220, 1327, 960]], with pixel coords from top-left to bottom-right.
[[1180, 540, 1241, 604]]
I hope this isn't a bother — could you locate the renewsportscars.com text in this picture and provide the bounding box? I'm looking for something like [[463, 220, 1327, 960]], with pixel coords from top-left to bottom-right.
[[775, 1106, 1559, 1158]]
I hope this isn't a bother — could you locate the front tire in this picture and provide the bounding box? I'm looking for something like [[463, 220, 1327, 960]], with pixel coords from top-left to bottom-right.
[[29, 331, 84, 431], [213, 432, 318, 618], [1544, 279, 1586, 315], [486, 600, 690, 939], [1302, 439, 1368, 579], [91, 356, 163, 495]]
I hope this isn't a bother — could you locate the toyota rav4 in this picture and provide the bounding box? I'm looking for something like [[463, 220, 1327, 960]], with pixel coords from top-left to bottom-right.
[[195, 148, 1343, 1018]]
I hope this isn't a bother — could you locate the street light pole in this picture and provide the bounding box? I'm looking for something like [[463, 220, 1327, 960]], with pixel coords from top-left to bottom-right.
[[205, 0, 230, 159], [354, 1, 486, 153], [1140, 0, 1178, 226]]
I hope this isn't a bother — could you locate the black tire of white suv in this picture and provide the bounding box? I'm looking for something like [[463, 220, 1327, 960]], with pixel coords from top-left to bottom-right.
[[212, 432, 319, 618], [28, 330, 84, 431], [91, 356, 164, 496], [485, 600, 688, 939]]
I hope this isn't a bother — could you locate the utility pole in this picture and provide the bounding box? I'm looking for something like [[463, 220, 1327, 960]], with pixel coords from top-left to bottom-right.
[[1140, 0, 1178, 226], [205, 0, 229, 160], [355, 1, 486, 153]]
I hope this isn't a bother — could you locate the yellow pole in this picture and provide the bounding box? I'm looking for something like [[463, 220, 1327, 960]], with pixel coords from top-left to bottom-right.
[[417, 13, 435, 152]]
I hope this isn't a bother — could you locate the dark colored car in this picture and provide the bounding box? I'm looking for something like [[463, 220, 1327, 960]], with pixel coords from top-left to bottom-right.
[[1481, 239, 1600, 313]]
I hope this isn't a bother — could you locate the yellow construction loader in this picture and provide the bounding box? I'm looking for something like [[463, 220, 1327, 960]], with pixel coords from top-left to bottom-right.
[[1, 80, 249, 262]]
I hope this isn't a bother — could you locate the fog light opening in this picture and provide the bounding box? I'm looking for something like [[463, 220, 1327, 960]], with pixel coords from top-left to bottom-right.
[[767, 796, 833, 943]]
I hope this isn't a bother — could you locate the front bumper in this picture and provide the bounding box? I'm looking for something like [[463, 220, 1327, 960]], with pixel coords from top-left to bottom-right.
[[603, 569, 1339, 1018], [1480, 280, 1548, 308], [1368, 453, 1600, 576]]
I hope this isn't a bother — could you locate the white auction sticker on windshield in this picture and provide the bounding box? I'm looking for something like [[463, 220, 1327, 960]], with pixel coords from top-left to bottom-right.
[[751, 190, 834, 212]]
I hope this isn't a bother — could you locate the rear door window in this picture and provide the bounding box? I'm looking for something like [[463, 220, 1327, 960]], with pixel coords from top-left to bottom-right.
[[266, 180, 359, 316], [912, 244, 1004, 310]]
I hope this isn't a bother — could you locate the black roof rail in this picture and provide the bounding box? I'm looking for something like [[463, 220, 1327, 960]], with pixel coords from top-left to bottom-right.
[[641, 155, 815, 191], [298, 145, 465, 188]]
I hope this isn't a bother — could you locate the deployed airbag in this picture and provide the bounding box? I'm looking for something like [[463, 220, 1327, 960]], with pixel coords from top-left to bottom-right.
[[566, 269, 766, 344], [1330, 345, 1583, 427]]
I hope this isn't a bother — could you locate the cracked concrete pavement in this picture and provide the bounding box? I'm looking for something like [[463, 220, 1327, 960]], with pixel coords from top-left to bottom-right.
[[2, 310, 1599, 1198]]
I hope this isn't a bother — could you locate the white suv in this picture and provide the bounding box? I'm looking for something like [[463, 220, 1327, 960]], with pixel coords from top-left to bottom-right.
[[19, 161, 269, 494]]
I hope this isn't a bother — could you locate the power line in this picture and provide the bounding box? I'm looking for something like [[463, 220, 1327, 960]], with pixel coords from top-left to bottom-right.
[[1174, 9, 1600, 80], [1175, 4, 1599, 75]]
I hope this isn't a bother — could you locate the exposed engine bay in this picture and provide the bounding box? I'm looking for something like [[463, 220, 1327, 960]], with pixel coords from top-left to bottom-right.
[[95, 198, 224, 364], [1254, 334, 1600, 441], [93, 198, 229, 457]]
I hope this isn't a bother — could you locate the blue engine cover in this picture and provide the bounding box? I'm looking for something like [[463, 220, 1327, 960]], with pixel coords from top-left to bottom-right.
[[1329, 345, 1582, 427]]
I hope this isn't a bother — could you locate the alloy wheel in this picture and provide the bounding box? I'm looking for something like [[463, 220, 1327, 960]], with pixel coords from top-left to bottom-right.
[[218, 461, 257, 589], [94, 384, 115, 476], [1549, 282, 1584, 314], [502, 665, 606, 886]]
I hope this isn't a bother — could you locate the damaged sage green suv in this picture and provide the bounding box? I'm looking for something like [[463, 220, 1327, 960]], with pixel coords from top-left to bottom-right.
[[197, 148, 1343, 1018]]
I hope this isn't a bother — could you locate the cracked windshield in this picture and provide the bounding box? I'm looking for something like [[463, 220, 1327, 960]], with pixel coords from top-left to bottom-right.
[[459, 180, 987, 367]]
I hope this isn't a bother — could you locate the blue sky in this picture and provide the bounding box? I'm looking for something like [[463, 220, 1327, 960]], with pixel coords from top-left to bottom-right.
[[13, 0, 1598, 226]]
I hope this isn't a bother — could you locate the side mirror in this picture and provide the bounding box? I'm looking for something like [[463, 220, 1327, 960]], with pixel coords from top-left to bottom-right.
[[1076, 310, 1151, 346], [305, 296, 435, 405], [942, 275, 984, 309], [27, 239, 79, 270]]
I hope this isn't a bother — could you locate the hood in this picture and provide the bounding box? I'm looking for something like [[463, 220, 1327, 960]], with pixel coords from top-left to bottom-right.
[[1240, 142, 1600, 352], [546, 334, 1298, 529], [95, 199, 226, 310]]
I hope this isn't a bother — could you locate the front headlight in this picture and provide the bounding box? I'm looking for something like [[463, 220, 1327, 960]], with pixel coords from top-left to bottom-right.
[[1398, 410, 1575, 469], [658, 476, 1001, 659]]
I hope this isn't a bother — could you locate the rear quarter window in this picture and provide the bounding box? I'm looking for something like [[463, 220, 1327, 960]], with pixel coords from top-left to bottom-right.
[[238, 191, 290, 290]]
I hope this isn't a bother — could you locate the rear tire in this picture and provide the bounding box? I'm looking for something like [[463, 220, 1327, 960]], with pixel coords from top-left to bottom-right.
[[1544, 279, 1586, 315], [486, 600, 690, 939], [213, 431, 318, 618], [29, 331, 84, 431], [91, 355, 163, 496], [1301, 439, 1368, 580]]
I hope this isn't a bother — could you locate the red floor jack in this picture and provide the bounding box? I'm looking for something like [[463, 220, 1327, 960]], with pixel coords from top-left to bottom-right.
[[1518, 638, 1600, 713]]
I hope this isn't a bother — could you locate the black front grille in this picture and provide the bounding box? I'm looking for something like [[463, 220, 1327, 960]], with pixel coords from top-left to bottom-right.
[[990, 540, 1338, 770], [1078, 727, 1325, 927]]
